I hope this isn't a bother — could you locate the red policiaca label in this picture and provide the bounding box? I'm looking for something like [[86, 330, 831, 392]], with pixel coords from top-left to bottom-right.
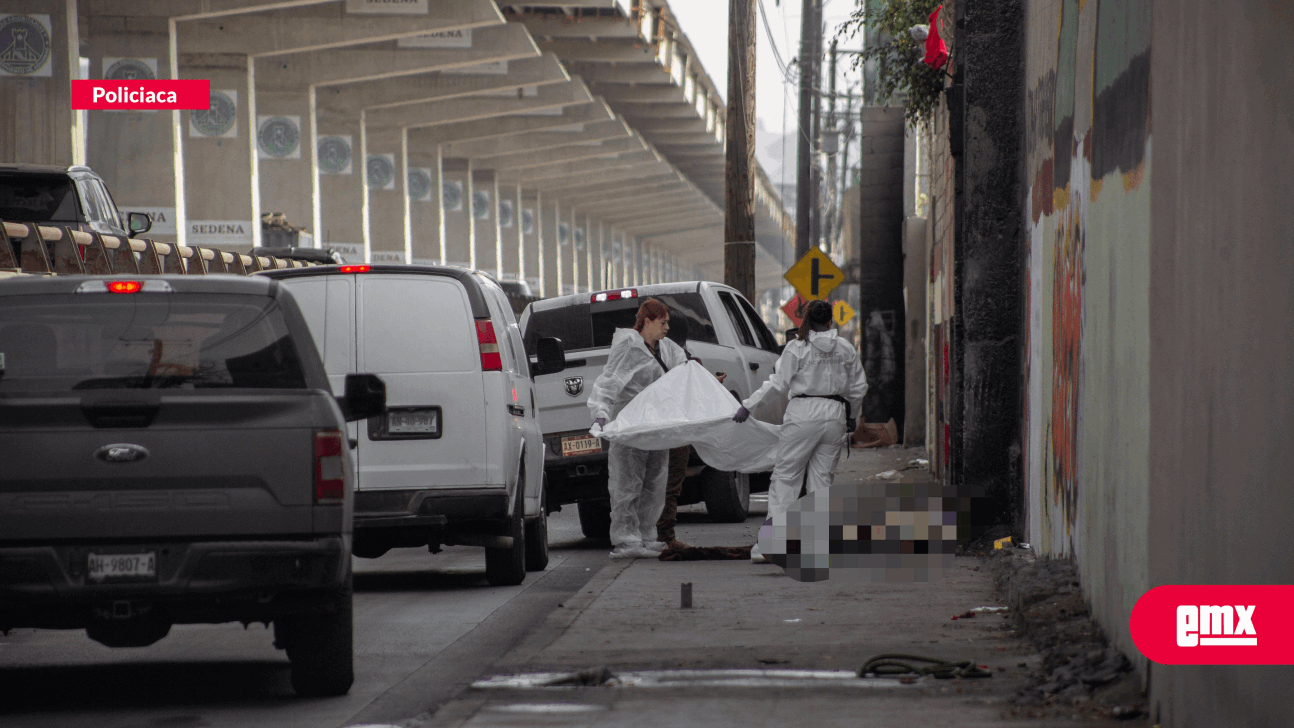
[[1129, 584, 1294, 665], [72, 80, 210, 110]]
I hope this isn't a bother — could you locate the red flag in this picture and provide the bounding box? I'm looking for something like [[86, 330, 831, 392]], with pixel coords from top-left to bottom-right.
[[924, 5, 949, 70]]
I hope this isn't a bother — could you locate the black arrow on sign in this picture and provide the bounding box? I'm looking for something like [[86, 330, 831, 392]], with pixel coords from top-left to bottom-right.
[[810, 257, 837, 296]]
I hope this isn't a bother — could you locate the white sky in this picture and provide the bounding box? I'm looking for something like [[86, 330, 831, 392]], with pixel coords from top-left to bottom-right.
[[669, 0, 861, 135], [667, 0, 862, 186]]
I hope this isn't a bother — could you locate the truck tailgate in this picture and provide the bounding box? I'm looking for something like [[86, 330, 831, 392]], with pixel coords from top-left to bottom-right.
[[534, 351, 608, 437], [0, 393, 322, 541]]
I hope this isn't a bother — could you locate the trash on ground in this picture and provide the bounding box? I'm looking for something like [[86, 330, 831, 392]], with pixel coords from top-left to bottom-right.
[[474, 669, 912, 690], [539, 666, 617, 687], [971, 606, 1009, 614], [951, 611, 976, 620], [993, 536, 1013, 549], [851, 418, 898, 448], [1018, 542, 1032, 549], [870, 469, 901, 480], [858, 653, 993, 680], [784, 618, 802, 623]]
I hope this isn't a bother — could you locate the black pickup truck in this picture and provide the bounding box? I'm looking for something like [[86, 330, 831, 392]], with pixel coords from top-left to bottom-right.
[[0, 274, 384, 696]]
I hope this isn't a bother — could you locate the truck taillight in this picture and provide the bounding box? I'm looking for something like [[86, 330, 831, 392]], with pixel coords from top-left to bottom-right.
[[475, 319, 502, 371], [314, 430, 345, 503]]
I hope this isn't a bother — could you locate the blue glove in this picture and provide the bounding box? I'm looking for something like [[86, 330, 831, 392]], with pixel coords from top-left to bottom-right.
[[593, 417, 607, 429], [732, 406, 750, 423]]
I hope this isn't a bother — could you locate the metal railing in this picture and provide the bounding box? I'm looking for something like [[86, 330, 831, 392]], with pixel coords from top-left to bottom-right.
[[0, 221, 317, 277]]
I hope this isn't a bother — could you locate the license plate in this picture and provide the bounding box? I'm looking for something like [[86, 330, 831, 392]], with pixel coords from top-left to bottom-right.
[[561, 435, 602, 457], [88, 552, 156, 581], [389, 409, 438, 434]]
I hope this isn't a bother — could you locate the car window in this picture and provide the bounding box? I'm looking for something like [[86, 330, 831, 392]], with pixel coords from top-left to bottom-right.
[[0, 293, 307, 392], [523, 292, 720, 355], [0, 174, 80, 222], [523, 302, 593, 354], [736, 294, 779, 351], [359, 276, 476, 373], [94, 179, 125, 231], [718, 291, 755, 347]]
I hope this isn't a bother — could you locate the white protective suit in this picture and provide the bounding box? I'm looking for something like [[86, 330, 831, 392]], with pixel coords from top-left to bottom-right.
[[741, 328, 868, 519], [587, 328, 688, 548]]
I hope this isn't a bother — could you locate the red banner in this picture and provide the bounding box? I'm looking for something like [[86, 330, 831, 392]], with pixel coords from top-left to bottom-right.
[[1129, 584, 1294, 664], [72, 80, 211, 110]]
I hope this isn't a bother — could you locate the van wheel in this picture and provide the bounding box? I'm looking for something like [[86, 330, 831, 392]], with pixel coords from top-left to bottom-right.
[[702, 469, 751, 523], [486, 483, 527, 586], [577, 499, 612, 540], [525, 478, 550, 571], [282, 573, 354, 697]]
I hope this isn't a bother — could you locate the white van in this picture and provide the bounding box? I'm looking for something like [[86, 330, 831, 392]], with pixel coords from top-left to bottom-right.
[[263, 264, 564, 586]]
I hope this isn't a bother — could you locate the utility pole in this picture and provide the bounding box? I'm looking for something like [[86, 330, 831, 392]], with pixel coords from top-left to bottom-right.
[[724, 0, 757, 301], [825, 41, 838, 253], [794, 0, 820, 258]]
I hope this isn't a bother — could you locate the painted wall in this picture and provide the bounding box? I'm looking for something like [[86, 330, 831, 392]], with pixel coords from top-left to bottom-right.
[[1147, 1, 1294, 725], [1022, 0, 1152, 671]]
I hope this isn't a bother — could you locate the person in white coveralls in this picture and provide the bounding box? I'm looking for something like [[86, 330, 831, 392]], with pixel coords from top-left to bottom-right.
[[588, 298, 688, 560], [733, 298, 868, 563]]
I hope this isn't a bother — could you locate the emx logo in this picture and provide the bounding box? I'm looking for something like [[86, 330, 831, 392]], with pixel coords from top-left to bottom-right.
[[1130, 585, 1294, 664]]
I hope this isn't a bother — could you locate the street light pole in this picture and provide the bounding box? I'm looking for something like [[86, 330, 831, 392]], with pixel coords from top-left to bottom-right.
[[794, 0, 820, 259], [724, 0, 757, 302]]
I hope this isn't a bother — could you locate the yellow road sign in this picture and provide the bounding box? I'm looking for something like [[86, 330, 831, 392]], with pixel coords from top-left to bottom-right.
[[784, 247, 845, 301], [833, 300, 856, 326]]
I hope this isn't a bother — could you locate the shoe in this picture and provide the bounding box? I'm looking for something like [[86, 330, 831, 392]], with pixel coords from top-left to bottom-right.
[[609, 543, 658, 560], [751, 542, 772, 564], [642, 541, 668, 552]]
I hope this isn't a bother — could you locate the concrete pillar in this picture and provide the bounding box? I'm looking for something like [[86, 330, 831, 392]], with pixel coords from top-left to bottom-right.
[[364, 128, 403, 265], [554, 201, 567, 295], [522, 189, 540, 290], [408, 144, 440, 264], [0, 1, 78, 165], [567, 209, 580, 294], [535, 192, 546, 297], [84, 12, 176, 238], [469, 167, 497, 274], [584, 217, 595, 293], [255, 61, 313, 240], [596, 221, 605, 291], [315, 107, 362, 260], [441, 158, 470, 266], [181, 54, 257, 253], [545, 198, 562, 296], [508, 183, 523, 279]]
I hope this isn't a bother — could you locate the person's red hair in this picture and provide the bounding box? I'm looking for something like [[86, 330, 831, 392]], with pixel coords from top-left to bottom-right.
[[633, 297, 670, 331]]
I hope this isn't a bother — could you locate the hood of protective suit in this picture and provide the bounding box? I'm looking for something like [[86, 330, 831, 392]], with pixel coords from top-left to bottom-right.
[[808, 328, 838, 352]]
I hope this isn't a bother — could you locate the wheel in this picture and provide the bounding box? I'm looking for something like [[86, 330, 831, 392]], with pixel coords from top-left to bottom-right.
[[524, 477, 550, 571], [577, 499, 612, 540], [282, 572, 354, 697], [748, 470, 772, 494], [702, 468, 751, 523], [485, 481, 527, 586]]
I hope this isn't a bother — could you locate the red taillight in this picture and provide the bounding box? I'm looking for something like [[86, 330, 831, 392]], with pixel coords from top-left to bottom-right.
[[314, 430, 345, 503], [339, 265, 370, 273], [107, 280, 142, 294], [591, 288, 637, 303], [475, 319, 502, 371]]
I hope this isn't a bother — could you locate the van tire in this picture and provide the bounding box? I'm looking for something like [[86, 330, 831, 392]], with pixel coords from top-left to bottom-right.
[[702, 469, 750, 523], [486, 483, 527, 586], [577, 499, 612, 540], [283, 574, 354, 697], [524, 478, 550, 571]]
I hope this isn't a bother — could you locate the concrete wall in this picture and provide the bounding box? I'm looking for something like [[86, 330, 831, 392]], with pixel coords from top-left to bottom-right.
[[0, 0, 76, 165], [1022, 0, 1151, 675], [1146, 1, 1294, 725]]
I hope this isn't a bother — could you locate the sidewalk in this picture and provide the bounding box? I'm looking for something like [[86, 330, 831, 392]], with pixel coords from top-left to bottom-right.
[[417, 448, 1142, 728]]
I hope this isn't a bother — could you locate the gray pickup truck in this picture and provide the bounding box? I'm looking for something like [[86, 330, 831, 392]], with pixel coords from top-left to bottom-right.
[[0, 274, 385, 697]]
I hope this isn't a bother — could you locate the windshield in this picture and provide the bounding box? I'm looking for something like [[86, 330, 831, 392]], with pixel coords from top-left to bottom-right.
[[522, 292, 719, 354], [0, 293, 308, 393], [0, 173, 80, 223]]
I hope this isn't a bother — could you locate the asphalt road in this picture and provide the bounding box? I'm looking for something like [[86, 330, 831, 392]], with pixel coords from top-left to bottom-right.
[[0, 504, 619, 728]]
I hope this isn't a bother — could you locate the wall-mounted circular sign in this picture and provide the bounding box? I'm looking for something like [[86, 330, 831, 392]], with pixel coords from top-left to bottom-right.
[[192, 90, 236, 137], [257, 116, 300, 158], [0, 15, 51, 76], [104, 58, 154, 80], [366, 154, 395, 189], [317, 136, 351, 174]]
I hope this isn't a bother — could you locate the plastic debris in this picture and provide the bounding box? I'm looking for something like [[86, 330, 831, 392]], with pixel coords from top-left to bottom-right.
[[908, 458, 930, 468], [783, 618, 802, 623], [870, 470, 901, 480], [993, 536, 1013, 550], [1018, 543, 1032, 549], [970, 606, 1009, 614]]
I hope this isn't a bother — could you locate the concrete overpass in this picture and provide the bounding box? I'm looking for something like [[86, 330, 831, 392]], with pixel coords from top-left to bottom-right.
[[4, 0, 794, 297]]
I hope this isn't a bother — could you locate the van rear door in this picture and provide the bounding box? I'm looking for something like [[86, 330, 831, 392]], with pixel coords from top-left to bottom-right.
[[355, 274, 487, 490]]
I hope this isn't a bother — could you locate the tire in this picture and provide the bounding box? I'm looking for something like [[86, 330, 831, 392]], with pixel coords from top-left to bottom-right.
[[524, 477, 550, 572], [283, 573, 354, 697], [702, 468, 751, 523], [577, 499, 612, 540], [485, 481, 527, 586], [748, 470, 772, 494]]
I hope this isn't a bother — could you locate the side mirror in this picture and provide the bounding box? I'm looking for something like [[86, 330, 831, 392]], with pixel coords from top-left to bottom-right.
[[340, 373, 386, 422], [533, 337, 566, 376], [127, 211, 153, 235]]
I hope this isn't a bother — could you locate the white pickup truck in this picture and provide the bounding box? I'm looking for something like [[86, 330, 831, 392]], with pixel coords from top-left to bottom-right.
[[519, 282, 786, 538]]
